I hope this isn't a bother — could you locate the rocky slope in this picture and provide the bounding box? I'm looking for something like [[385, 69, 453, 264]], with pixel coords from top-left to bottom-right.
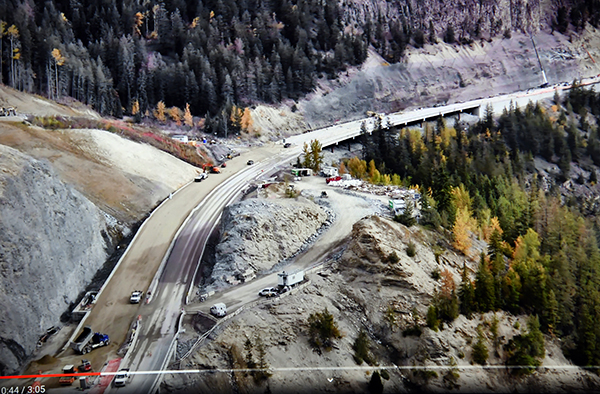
[[208, 198, 327, 290], [0, 145, 112, 375], [168, 216, 600, 393], [342, 0, 549, 37]]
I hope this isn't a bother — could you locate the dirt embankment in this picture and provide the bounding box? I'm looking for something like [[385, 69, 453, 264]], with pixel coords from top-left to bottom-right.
[[166, 216, 600, 394]]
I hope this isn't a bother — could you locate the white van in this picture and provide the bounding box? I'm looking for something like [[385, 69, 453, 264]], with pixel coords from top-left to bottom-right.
[[210, 303, 227, 317]]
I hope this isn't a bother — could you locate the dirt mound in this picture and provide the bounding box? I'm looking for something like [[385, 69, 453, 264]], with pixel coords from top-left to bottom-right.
[[0, 121, 199, 223]]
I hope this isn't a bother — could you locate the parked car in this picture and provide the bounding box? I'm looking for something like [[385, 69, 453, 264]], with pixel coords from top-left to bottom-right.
[[258, 287, 279, 297], [247, 160, 254, 165], [284, 143, 291, 148], [210, 303, 227, 317]]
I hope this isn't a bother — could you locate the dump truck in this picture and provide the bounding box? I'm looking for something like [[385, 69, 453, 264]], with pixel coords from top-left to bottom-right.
[[70, 326, 110, 354]]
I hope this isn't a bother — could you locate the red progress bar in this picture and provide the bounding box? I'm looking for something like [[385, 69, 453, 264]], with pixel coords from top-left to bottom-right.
[[0, 373, 101, 379]]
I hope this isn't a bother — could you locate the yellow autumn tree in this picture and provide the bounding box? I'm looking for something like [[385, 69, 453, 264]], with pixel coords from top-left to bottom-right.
[[453, 207, 472, 255], [339, 161, 347, 175], [347, 157, 367, 180], [134, 12, 145, 36], [131, 99, 140, 115], [154, 101, 166, 122], [368, 159, 380, 184], [451, 184, 472, 213], [240, 107, 253, 131], [230, 105, 243, 129], [51, 48, 65, 98], [513, 228, 541, 263], [169, 106, 182, 125], [184, 103, 193, 127]]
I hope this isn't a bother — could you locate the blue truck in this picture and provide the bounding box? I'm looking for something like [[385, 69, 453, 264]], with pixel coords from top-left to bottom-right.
[[70, 326, 110, 354]]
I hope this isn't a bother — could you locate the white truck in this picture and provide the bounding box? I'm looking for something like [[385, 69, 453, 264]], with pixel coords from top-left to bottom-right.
[[278, 270, 304, 292], [130, 290, 143, 304], [113, 369, 130, 387]]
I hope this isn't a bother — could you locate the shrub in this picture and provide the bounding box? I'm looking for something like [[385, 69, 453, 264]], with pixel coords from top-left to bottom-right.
[[406, 241, 416, 257], [402, 325, 423, 337], [387, 251, 400, 264], [379, 369, 390, 380], [353, 329, 374, 365], [308, 308, 342, 352]]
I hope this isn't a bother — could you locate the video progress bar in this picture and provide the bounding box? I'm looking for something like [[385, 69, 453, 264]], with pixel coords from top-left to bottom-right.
[[3, 364, 599, 380]]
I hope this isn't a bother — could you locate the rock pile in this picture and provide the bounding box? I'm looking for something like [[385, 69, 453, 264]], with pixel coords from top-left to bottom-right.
[[208, 198, 327, 290]]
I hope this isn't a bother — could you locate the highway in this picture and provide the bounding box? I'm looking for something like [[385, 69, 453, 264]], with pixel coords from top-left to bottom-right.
[[103, 76, 599, 393], [110, 148, 302, 394]]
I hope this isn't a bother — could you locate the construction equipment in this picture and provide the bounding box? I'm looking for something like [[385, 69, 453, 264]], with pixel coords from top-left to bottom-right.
[[70, 326, 110, 354], [59, 365, 76, 385], [78, 359, 92, 372]]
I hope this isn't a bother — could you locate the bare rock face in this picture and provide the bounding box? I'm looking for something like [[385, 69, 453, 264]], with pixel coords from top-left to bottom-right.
[[0, 145, 110, 374], [210, 198, 327, 290]]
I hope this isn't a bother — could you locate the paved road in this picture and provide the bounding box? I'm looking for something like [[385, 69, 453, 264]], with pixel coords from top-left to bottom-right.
[[109, 147, 301, 394]]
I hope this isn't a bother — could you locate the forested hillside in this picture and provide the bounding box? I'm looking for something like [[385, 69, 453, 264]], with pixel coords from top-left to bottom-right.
[[2, 0, 599, 135], [351, 85, 600, 369]]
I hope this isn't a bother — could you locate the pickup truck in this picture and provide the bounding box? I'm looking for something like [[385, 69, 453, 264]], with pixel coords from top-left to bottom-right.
[[113, 369, 130, 387]]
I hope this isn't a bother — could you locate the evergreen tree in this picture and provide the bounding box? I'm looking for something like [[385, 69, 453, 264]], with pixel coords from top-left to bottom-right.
[[471, 327, 489, 365], [458, 263, 475, 317], [475, 253, 496, 311]]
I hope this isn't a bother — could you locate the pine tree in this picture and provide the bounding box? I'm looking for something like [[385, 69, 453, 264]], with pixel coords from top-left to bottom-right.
[[310, 139, 324, 173], [302, 142, 314, 170], [475, 253, 496, 311], [368, 371, 384, 394], [458, 263, 475, 317], [426, 304, 439, 331], [472, 327, 489, 365]]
